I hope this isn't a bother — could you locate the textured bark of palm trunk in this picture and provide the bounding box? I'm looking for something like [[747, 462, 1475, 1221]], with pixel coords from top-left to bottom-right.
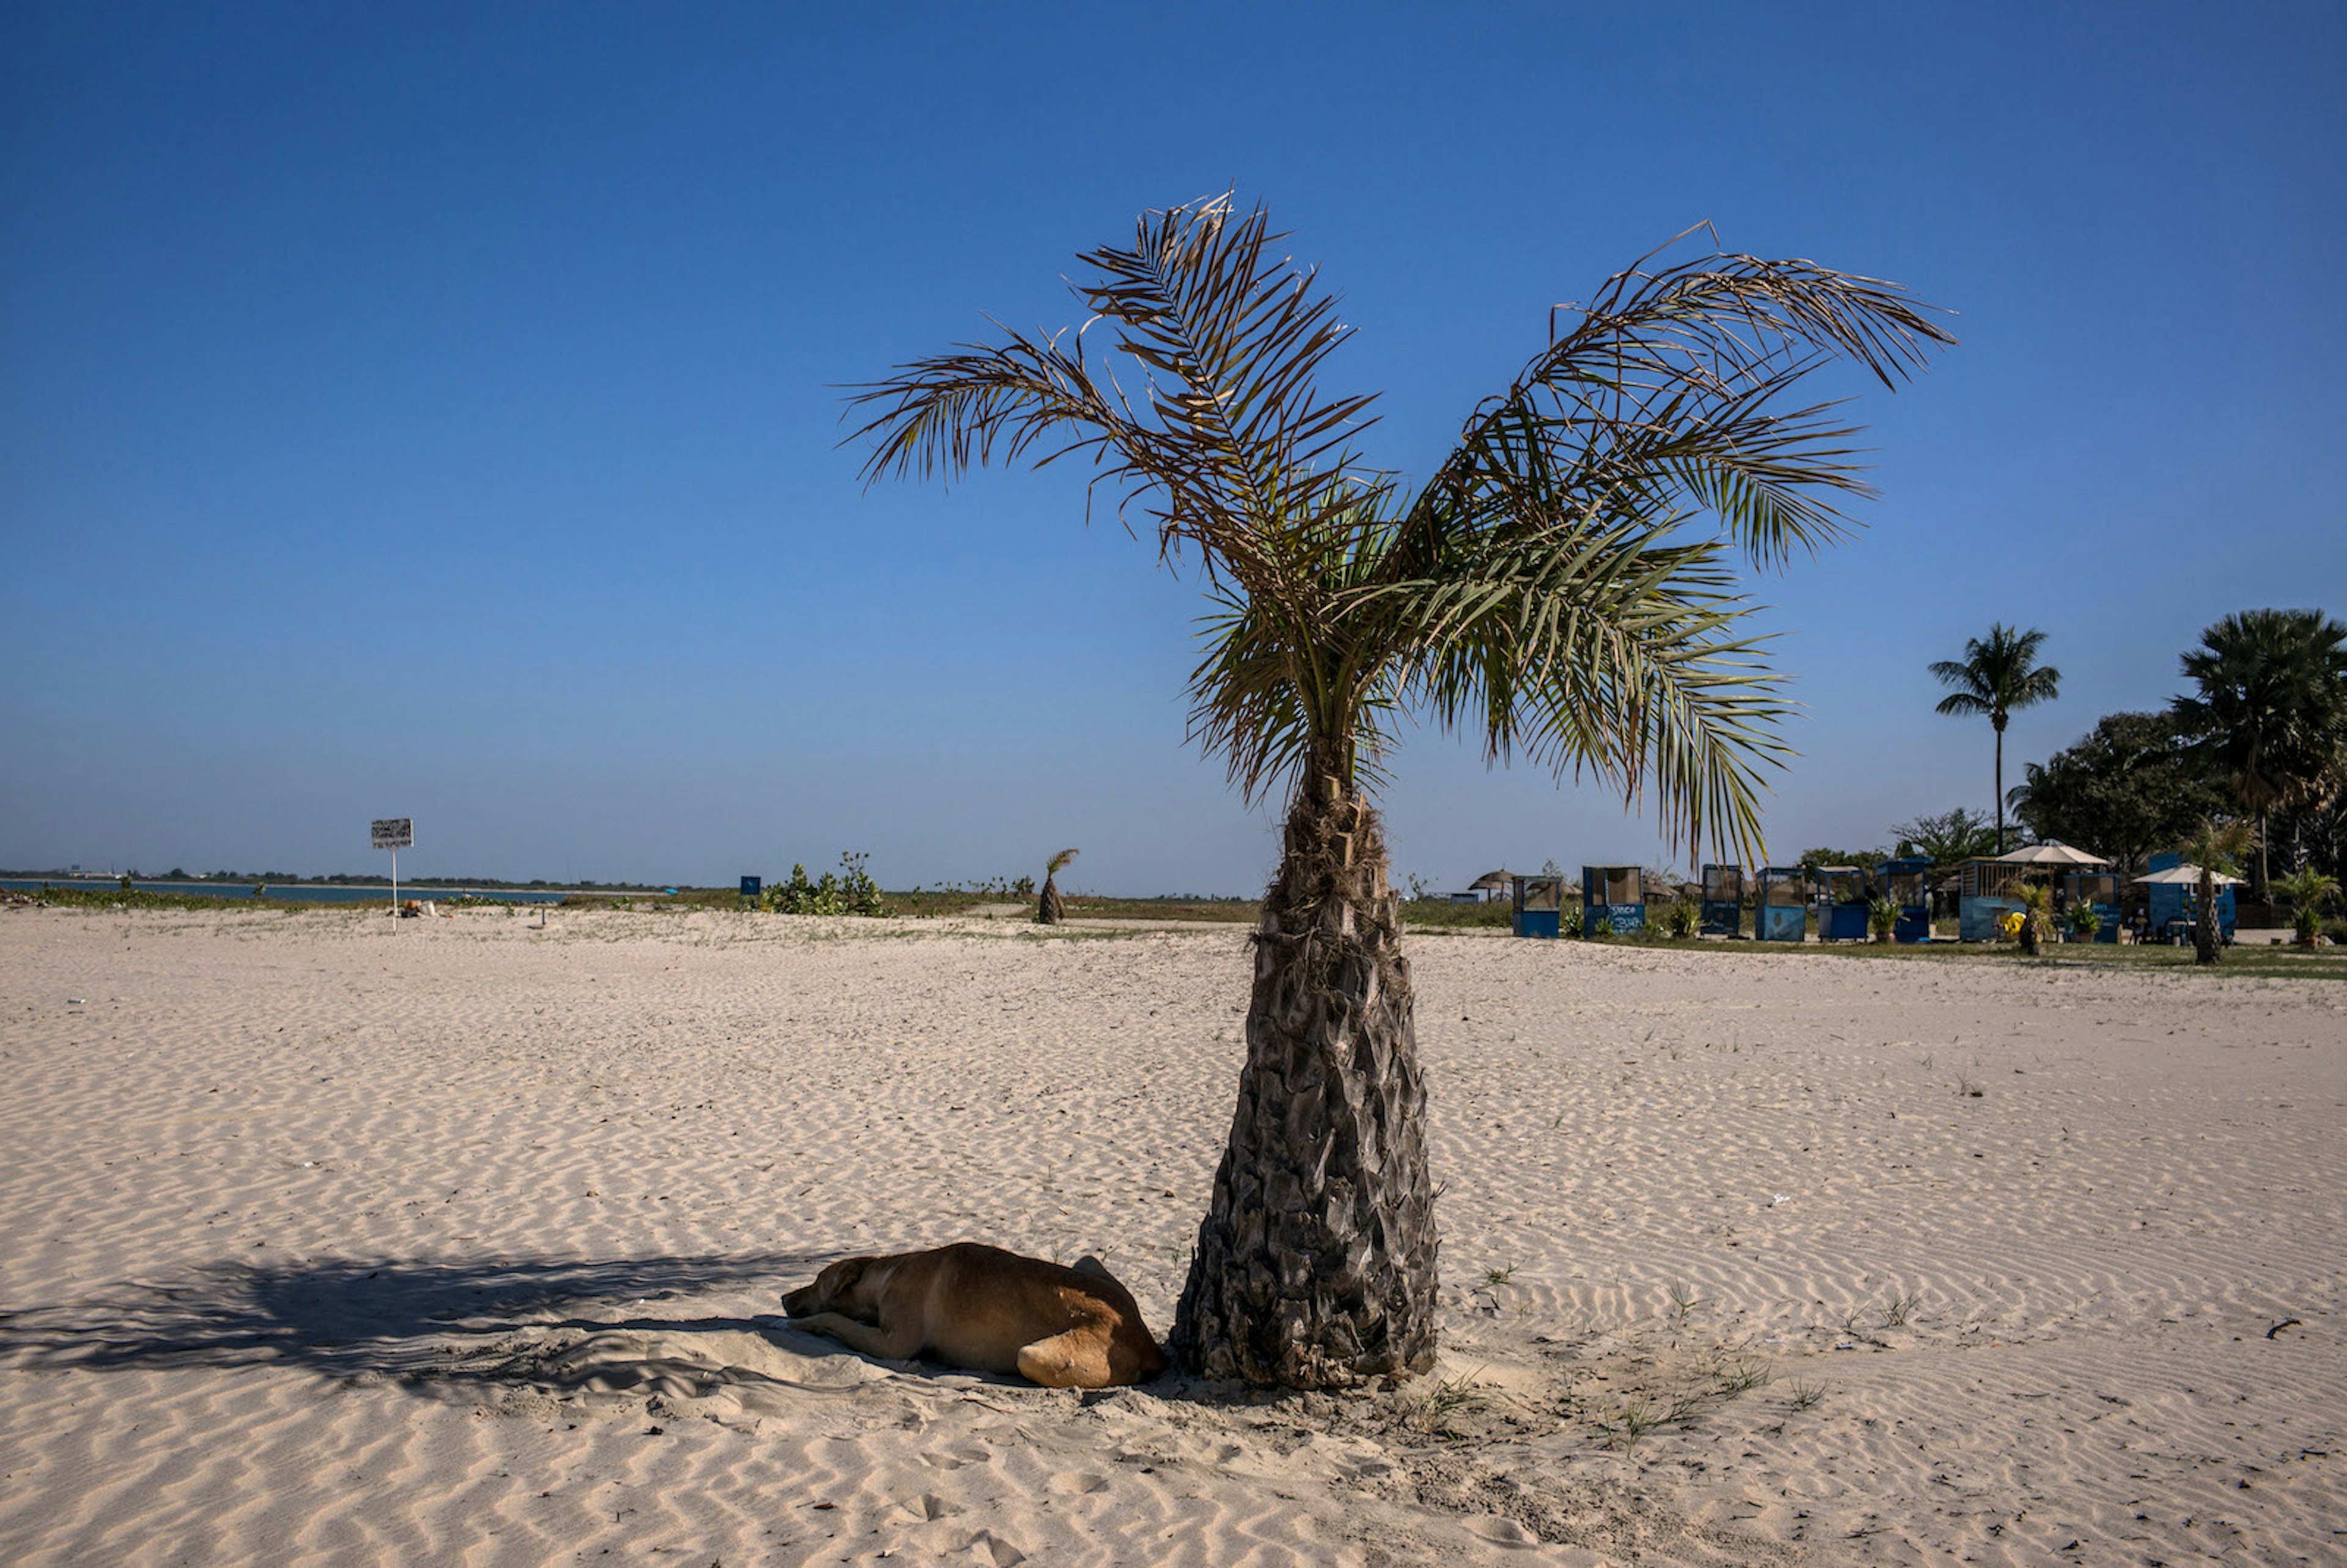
[[1037, 877, 1063, 925], [1167, 778, 1439, 1388], [2194, 870, 2221, 964]]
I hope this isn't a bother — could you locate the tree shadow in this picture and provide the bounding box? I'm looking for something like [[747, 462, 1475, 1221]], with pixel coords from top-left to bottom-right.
[[0, 1250, 837, 1391]]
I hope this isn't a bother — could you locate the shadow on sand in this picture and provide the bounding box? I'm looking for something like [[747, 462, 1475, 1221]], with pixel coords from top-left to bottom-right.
[[0, 1251, 840, 1393]]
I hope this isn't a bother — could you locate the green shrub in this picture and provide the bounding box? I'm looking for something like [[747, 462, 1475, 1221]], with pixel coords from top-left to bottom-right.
[[766, 852, 891, 917], [1659, 898, 1701, 939]]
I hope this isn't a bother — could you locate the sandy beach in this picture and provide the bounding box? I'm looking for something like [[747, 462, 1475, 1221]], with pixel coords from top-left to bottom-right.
[[1, 905, 2340, 1566]]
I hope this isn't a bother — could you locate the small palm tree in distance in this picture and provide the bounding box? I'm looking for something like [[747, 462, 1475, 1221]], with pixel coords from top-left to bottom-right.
[[1931, 624, 2060, 853], [1037, 848, 1078, 925], [852, 194, 1949, 1387], [2272, 863, 2340, 946], [2179, 817, 2253, 965]]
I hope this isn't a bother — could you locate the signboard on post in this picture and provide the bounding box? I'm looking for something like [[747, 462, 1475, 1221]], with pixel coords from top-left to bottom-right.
[[740, 875, 762, 904], [372, 818, 413, 918]]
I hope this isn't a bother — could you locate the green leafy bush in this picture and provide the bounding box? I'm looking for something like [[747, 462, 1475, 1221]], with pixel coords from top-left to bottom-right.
[[1867, 896, 1900, 942], [1659, 898, 1701, 939], [766, 852, 891, 917]]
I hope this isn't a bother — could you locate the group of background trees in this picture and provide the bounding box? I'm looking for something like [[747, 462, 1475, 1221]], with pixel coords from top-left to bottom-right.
[[1944, 608, 2347, 903]]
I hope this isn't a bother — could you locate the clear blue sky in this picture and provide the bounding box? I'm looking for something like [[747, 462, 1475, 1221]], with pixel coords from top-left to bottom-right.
[[5, 2, 2341, 892]]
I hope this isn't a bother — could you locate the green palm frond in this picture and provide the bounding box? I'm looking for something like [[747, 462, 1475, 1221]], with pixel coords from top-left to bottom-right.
[[1394, 231, 1955, 576], [1347, 507, 1791, 857], [1931, 625, 2060, 721], [849, 196, 1948, 857]]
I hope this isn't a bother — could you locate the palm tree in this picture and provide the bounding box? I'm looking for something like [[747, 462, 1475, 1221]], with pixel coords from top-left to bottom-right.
[[851, 196, 1949, 1387], [2174, 608, 2347, 902], [1931, 625, 2060, 853], [1037, 847, 1078, 925], [2178, 818, 2253, 965]]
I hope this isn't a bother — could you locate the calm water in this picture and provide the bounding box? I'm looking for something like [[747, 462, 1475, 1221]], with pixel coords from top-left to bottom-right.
[[2, 879, 586, 905]]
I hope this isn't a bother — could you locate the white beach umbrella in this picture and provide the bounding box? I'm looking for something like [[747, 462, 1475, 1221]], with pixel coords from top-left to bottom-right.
[[2129, 863, 2246, 886], [1994, 841, 2110, 867]]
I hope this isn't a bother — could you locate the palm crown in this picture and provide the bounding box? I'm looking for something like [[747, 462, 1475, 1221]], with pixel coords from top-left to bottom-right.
[[1931, 624, 2061, 731], [853, 196, 1951, 858], [2173, 607, 2347, 894]]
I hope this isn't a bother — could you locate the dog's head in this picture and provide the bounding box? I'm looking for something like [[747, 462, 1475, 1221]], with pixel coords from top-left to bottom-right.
[[782, 1255, 883, 1321]]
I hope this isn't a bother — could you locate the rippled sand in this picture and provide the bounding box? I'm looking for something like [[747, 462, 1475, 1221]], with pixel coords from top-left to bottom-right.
[[1, 905, 2340, 1565]]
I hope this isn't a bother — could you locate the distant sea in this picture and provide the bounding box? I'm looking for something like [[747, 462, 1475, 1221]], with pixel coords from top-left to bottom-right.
[[2, 879, 587, 905]]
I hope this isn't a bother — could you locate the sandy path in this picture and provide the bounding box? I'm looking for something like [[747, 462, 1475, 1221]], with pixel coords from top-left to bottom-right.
[[1, 906, 2339, 1565]]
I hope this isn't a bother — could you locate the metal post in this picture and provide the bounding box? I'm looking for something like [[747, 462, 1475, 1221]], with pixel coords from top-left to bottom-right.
[[392, 847, 398, 923]]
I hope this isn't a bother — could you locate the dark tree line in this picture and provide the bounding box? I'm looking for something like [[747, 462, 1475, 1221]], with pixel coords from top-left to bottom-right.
[[2008, 608, 2346, 897]]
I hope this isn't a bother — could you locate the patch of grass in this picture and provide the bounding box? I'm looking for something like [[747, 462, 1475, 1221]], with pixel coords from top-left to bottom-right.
[[1483, 1264, 1517, 1288], [14, 885, 342, 914], [1398, 897, 1518, 931], [1596, 1393, 1702, 1450], [1668, 1281, 1701, 1325], [1403, 1369, 1489, 1440], [1881, 1291, 1923, 1328], [1715, 1359, 1771, 1398], [1546, 927, 2347, 981], [1955, 1073, 1985, 1098], [1785, 1381, 1825, 1412]]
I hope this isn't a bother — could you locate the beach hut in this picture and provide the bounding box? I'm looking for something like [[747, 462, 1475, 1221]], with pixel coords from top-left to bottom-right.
[[1510, 873, 1564, 939], [1753, 865, 1807, 942], [1469, 870, 1512, 904], [1699, 863, 1744, 936], [2064, 870, 2122, 942], [2134, 854, 2241, 945], [1581, 865, 1646, 935], [1875, 857, 1934, 942], [1813, 865, 1871, 942], [1956, 857, 2029, 941]]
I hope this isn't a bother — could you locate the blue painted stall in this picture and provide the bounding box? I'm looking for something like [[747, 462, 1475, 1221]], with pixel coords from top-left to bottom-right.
[[1754, 866, 1807, 942], [1581, 865, 1647, 936], [1511, 874, 1564, 939], [1876, 858, 1934, 942], [2065, 870, 2121, 942], [1700, 863, 1744, 937], [1815, 866, 1871, 942], [1958, 858, 2027, 942]]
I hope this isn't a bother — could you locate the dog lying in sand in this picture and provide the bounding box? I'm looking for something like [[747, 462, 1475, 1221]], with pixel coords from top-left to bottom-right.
[[780, 1242, 1167, 1388]]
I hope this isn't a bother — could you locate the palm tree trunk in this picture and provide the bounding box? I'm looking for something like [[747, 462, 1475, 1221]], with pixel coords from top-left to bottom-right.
[[1993, 719, 2006, 855], [2194, 866, 2220, 965], [1036, 874, 1063, 925], [1169, 775, 1439, 1387], [2255, 810, 2269, 904]]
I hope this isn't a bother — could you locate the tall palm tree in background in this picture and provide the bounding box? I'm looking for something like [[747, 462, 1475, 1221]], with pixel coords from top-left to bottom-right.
[[2173, 608, 2347, 901], [1931, 624, 2060, 854], [852, 196, 1949, 1387]]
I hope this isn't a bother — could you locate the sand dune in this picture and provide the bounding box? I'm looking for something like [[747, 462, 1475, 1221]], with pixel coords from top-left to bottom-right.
[[2, 905, 2340, 1564]]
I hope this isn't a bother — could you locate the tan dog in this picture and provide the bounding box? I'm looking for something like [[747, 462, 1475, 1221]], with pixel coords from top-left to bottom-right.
[[780, 1242, 1166, 1388]]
